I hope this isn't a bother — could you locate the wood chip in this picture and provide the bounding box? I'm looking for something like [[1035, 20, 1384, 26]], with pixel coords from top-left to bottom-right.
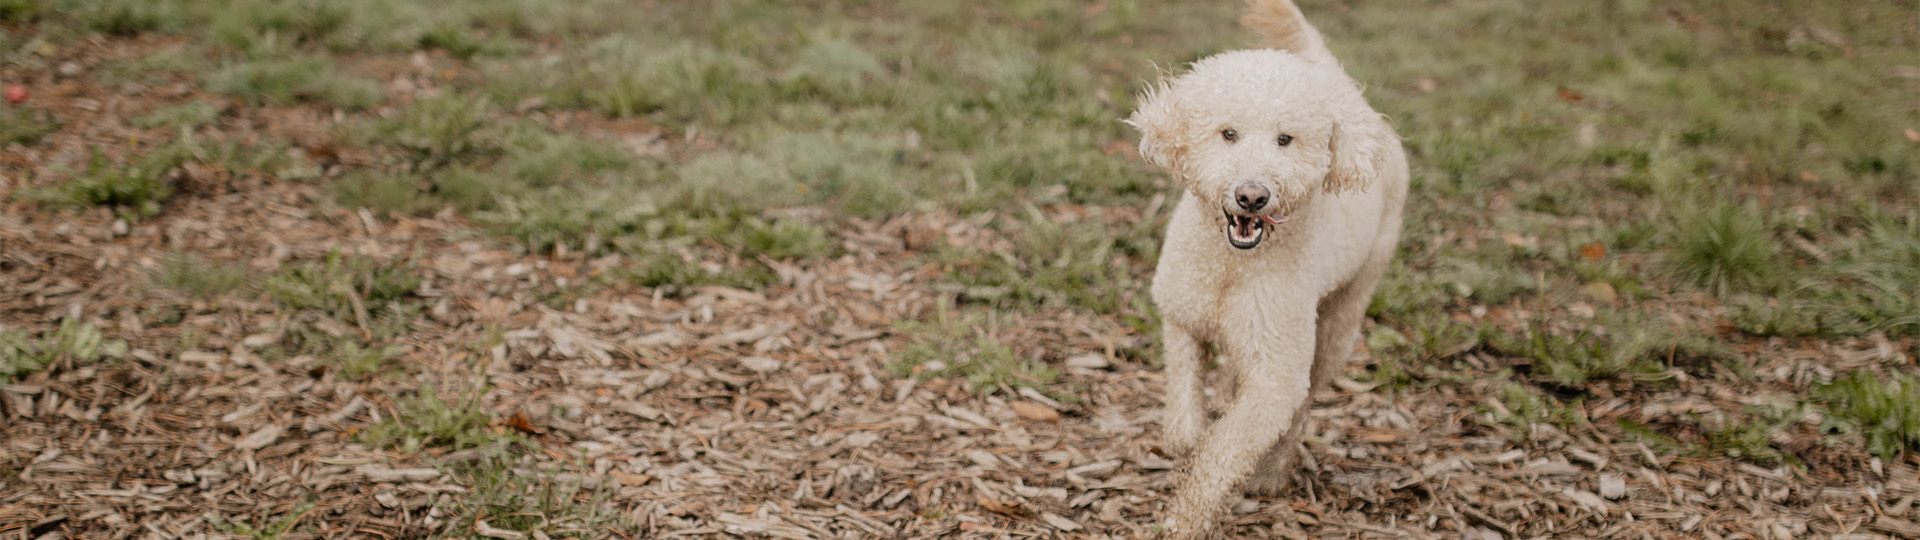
[[1009, 401, 1060, 422], [231, 425, 284, 451]]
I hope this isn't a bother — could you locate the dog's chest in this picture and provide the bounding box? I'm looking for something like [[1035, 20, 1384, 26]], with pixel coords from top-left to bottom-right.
[[1149, 199, 1308, 338]]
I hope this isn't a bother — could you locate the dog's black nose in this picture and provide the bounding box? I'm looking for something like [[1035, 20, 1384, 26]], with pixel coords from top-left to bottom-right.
[[1234, 184, 1270, 212]]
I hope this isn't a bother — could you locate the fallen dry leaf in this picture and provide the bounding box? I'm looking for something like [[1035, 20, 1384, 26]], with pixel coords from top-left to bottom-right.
[[1579, 242, 1606, 262], [976, 497, 1031, 518], [504, 411, 542, 435]]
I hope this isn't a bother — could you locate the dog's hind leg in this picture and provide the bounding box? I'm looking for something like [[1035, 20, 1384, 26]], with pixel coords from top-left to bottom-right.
[[1244, 270, 1386, 496], [1161, 325, 1209, 455]]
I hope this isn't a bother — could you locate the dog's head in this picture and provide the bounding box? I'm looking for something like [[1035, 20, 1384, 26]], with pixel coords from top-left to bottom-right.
[[1126, 49, 1391, 250]]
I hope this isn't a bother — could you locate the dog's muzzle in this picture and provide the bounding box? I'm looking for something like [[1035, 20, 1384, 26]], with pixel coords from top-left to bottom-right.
[[1223, 209, 1288, 250]]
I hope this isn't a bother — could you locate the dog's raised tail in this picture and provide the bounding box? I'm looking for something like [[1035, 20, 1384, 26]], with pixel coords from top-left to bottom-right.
[[1241, 0, 1336, 64]]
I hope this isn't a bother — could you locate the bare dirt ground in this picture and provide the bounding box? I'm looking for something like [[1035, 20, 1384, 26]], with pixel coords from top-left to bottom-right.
[[5, 4, 1920, 540]]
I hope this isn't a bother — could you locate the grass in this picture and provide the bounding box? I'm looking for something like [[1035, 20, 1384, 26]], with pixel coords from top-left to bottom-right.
[[206, 56, 382, 109], [30, 149, 184, 219], [938, 208, 1147, 314], [1490, 313, 1736, 388], [150, 253, 249, 299], [622, 253, 775, 298], [261, 251, 420, 378], [1662, 201, 1782, 296], [1817, 371, 1920, 461], [888, 300, 1061, 398], [362, 93, 497, 168], [133, 101, 222, 130], [1, 320, 127, 383], [1490, 381, 1587, 440], [209, 503, 314, 540], [0, 105, 59, 145], [29, 133, 310, 218], [362, 383, 520, 454], [441, 454, 628, 540]]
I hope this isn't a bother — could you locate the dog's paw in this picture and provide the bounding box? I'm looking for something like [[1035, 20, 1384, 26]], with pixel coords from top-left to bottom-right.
[[1160, 424, 1204, 455], [1241, 471, 1294, 497]]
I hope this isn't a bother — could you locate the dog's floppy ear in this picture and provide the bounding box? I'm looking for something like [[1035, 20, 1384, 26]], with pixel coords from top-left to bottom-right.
[[1125, 82, 1193, 179], [1324, 95, 1394, 194]]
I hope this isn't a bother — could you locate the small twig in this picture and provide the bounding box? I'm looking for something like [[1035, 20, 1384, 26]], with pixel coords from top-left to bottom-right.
[[1460, 505, 1518, 538], [344, 285, 373, 340], [1324, 520, 1410, 537]]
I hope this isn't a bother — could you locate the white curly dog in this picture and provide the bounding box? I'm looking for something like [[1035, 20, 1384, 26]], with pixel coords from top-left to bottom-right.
[[1125, 0, 1408, 536]]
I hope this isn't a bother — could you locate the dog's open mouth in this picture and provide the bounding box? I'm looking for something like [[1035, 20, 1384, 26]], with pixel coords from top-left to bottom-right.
[[1223, 210, 1288, 250]]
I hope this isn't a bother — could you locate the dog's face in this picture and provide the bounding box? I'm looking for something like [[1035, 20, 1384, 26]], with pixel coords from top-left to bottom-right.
[[1127, 50, 1390, 249]]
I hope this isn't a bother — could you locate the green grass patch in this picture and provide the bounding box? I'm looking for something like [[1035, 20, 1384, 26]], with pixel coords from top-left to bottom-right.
[[150, 253, 249, 299], [1490, 381, 1587, 440], [1, 319, 127, 383], [133, 101, 222, 130], [30, 149, 184, 219], [206, 56, 382, 109], [74, 0, 192, 36], [622, 252, 776, 298], [939, 209, 1143, 314], [888, 300, 1061, 398], [362, 93, 497, 167], [362, 383, 520, 454], [0, 105, 59, 145], [1661, 201, 1782, 296], [1817, 371, 1920, 460], [440, 454, 629, 540], [261, 251, 420, 378], [209, 503, 315, 540]]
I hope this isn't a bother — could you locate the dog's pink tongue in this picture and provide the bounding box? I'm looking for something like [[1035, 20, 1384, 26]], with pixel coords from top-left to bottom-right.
[[1260, 215, 1289, 225]]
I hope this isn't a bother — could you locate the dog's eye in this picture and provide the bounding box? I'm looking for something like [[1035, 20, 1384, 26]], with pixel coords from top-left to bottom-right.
[[1221, 129, 1238, 143], [1276, 134, 1294, 147]]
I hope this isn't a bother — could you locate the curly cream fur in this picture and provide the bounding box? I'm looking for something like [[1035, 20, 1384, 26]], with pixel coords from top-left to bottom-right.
[[1126, 1, 1409, 537]]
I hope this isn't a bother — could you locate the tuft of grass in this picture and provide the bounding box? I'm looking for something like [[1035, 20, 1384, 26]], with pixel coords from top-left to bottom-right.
[[736, 219, 831, 260], [0, 0, 38, 23], [208, 0, 348, 56], [209, 503, 315, 540], [329, 170, 432, 215], [622, 253, 775, 298], [442, 454, 629, 539], [574, 41, 772, 123], [1490, 381, 1588, 440], [133, 101, 222, 130], [206, 57, 382, 109], [0, 106, 59, 145], [1662, 201, 1782, 296], [1705, 402, 1806, 466], [1490, 314, 1714, 387], [264, 250, 420, 322], [76, 0, 191, 36], [260, 251, 420, 379], [32, 149, 184, 219], [363, 94, 496, 167], [940, 209, 1140, 314], [888, 300, 1060, 398], [1, 320, 127, 383], [94, 46, 208, 88], [362, 384, 520, 454], [151, 253, 249, 299], [1816, 371, 1920, 460]]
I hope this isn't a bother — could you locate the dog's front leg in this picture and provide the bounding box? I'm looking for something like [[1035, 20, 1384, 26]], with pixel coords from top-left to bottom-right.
[[1163, 316, 1313, 540], [1160, 325, 1208, 454]]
